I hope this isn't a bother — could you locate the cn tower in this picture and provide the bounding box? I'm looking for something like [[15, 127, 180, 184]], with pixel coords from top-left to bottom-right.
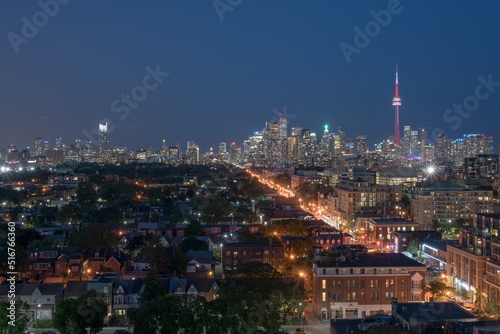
[[392, 64, 402, 147]]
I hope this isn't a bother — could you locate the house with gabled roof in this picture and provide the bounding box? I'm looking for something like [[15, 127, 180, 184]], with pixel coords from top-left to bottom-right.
[[112, 279, 144, 318]]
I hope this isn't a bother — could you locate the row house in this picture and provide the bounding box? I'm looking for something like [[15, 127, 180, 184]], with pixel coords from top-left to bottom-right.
[[26, 248, 59, 280], [313, 253, 426, 320], [222, 242, 284, 273], [0, 283, 63, 320]]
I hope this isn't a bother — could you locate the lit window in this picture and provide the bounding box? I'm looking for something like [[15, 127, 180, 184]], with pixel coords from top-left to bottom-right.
[[322, 280, 326, 289], [322, 292, 326, 302]]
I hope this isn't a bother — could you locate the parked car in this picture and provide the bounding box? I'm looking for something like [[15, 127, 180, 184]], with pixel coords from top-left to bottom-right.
[[41, 331, 57, 334], [114, 331, 130, 334]]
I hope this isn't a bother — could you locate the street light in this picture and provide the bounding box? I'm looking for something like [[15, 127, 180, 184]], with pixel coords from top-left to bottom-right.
[[299, 302, 303, 328], [35, 303, 41, 334]]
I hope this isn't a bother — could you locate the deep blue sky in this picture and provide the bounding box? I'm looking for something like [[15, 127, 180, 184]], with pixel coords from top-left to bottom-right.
[[1, 0, 499, 152]]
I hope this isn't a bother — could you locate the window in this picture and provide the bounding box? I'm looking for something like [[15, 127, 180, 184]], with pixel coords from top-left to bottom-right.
[[226, 251, 230, 256], [332, 280, 336, 288], [374, 280, 379, 288], [385, 292, 394, 300], [370, 280, 374, 288], [338, 280, 342, 288], [401, 279, 405, 288], [386, 279, 394, 288], [375, 292, 379, 300], [338, 293, 342, 301], [350, 268, 353, 274], [360, 292, 365, 301], [322, 292, 326, 302], [335, 269, 339, 275], [323, 269, 326, 275], [322, 280, 326, 289], [361, 268, 365, 274], [351, 280, 356, 288], [352, 292, 356, 301], [361, 280, 365, 288], [347, 292, 351, 301], [373, 268, 377, 274], [401, 291, 406, 300], [233, 252, 238, 256], [389, 269, 392, 274], [370, 292, 374, 301]]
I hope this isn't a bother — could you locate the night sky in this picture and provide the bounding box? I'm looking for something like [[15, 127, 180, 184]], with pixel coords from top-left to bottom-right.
[[1, 1, 500, 152]]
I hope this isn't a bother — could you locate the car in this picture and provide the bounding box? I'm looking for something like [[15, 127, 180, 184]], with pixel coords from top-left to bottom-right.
[[295, 329, 306, 334], [114, 331, 130, 334], [41, 331, 57, 334]]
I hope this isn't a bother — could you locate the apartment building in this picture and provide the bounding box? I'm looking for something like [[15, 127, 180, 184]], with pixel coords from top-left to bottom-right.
[[335, 180, 399, 220], [222, 242, 284, 273], [411, 185, 493, 228], [312, 253, 426, 319]]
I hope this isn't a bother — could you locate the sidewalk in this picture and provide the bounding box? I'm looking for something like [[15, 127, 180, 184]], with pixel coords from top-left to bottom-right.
[[303, 303, 321, 326]]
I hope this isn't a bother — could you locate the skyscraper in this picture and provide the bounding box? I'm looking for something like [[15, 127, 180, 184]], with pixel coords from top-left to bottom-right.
[[99, 122, 108, 153], [34, 137, 43, 156], [392, 65, 402, 147], [278, 114, 288, 141], [355, 135, 367, 157]]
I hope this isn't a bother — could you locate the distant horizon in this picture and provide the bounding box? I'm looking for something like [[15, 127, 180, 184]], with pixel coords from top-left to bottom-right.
[[1, 1, 499, 152]]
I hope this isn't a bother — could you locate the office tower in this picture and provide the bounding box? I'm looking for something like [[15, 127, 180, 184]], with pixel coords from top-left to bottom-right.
[[435, 134, 451, 163], [161, 139, 168, 160], [34, 137, 43, 156], [279, 114, 288, 140], [392, 65, 402, 147], [99, 122, 108, 153], [230, 142, 240, 162], [43, 140, 50, 152], [420, 129, 427, 160], [186, 141, 199, 164], [218, 142, 227, 155], [337, 127, 345, 154], [55, 137, 63, 150], [356, 135, 367, 156]]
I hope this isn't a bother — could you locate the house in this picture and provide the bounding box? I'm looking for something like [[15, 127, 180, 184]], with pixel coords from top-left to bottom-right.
[[87, 273, 119, 314], [391, 300, 477, 332], [186, 250, 214, 279], [105, 252, 129, 273], [0, 283, 63, 320], [112, 279, 144, 318], [64, 281, 88, 299], [222, 242, 285, 273], [26, 248, 59, 280]]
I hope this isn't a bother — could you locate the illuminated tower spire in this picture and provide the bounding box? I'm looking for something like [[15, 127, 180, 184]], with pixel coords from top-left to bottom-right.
[[392, 64, 402, 146]]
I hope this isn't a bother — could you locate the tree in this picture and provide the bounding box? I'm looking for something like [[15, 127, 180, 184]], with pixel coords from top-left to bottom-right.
[[76, 182, 97, 207], [400, 194, 411, 208], [407, 239, 419, 257], [140, 268, 166, 303], [53, 290, 107, 334], [233, 207, 257, 223], [237, 179, 265, 200], [179, 236, 209, 253], [0, 301, 30, 334], [184, 220, 205, 237], [57, 203, 83, 224], [99, 181, 136, 206], [69, 223, 117, 250], [144, 234, 170, 274], [83, 207, 123, 224], [237, 225, 260, 243], [426, 281, 453, 301], [201, 197, 234, 224], [226, 262, 283, 279]]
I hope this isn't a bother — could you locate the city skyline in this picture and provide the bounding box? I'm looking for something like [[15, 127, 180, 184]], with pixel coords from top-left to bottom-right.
[[1, 1, 500, 151]]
